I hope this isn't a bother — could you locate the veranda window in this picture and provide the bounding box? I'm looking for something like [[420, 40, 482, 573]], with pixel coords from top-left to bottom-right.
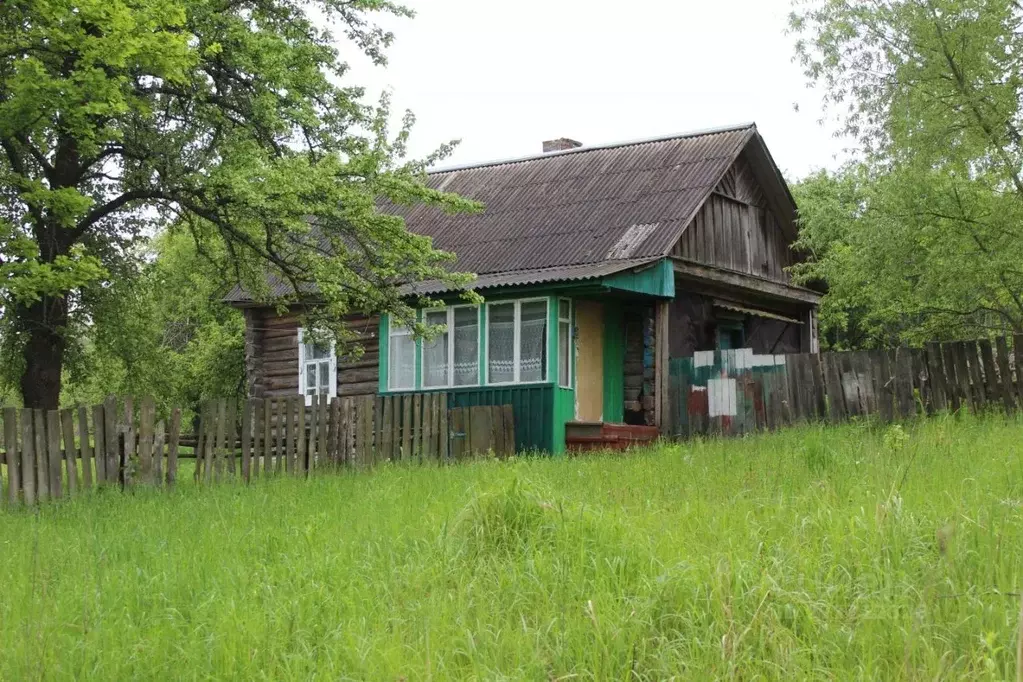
[[487, 299, 548, 384], [422, 306, 480, 388], [388, 319, 416, 390]]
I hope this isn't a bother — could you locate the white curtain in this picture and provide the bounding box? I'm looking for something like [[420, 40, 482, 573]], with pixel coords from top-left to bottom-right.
[[488, 304, 515, 383], [422, 334, 448, 388], [453, 307, 479, 385], [520, 301, 547, 382], [389, 333, 415, 389]]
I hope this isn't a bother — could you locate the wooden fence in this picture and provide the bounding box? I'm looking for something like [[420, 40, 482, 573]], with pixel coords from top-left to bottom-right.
[[669, 334, 1023, 437], [0, 393, 515, 505], [191, 394, 516, 483], [0, 396, 182, 506]]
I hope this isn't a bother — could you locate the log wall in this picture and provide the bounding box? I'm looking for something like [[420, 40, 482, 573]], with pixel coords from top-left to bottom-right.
[[242, 307, 380, 400]]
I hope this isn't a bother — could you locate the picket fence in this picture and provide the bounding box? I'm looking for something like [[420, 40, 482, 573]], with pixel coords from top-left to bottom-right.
[[0, 393, 515, 505], [0, 396, 183, 506], [669, 334, 1023, 437], [191, 393, 514, 483]]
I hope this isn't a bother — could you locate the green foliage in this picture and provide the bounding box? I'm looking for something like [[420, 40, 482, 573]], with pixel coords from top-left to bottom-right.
[[1, 416, 1022, 678], [62, 230, 245, 419], [790, 0, 1023, 347], [0, 0, 477, 405]]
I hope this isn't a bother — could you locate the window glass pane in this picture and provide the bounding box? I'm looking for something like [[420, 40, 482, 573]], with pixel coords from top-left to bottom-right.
[[520, 300, 548, 382], [453, 307, 479, 386], [389, 332, 415, 389], [319, 361, 330, 390], [423, 310, 449, 387], [559, 320, 570, 387], [488, 303, 515, 383], [306, 364, 317, 390], [304, 338, 331, 361], [559, 299, 570, 320]]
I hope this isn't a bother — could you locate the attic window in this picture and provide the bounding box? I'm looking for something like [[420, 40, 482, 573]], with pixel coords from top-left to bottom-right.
[[606, 223, 659, 259]]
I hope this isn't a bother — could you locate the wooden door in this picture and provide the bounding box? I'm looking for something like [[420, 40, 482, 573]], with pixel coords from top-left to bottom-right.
[[575, 300, 604, 421]]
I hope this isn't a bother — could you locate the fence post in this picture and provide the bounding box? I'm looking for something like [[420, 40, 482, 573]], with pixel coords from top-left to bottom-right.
[[153, 421, 165, 486], [3, 408, 19, 505], [77, 406, 93, 490], [139, 396, 155, 485], [122, 397, 135, 487], [60, 408, 78, 495], [103, 396, 118, 485], [167, 408, 181, 487], [45, 410, 62, 499], [34, 409, 49, 502], [21, 410, 35, 505], [92, 404, 106, 485]]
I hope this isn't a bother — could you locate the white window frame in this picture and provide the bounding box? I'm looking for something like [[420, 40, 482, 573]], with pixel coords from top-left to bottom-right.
[[558, 298, 572, 389], [421, 305, 481, 389], [297, 327, 337, 406], [387, 316, 416, 391], [485, 297, 550, 386]]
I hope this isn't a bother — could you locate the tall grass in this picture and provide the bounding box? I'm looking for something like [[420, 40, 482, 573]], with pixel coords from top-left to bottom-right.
[[1, 414, 1022, 679]]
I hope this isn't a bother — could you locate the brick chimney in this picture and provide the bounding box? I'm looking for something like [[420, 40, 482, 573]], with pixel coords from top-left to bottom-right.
[[542, 137, 583, 153]]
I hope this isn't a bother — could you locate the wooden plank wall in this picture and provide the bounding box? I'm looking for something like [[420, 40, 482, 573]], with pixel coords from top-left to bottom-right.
[[245, 308, 380, 400], [671, 155, 795, 284], [0, 398, 182, 505], [668, 334, 1023, 438]]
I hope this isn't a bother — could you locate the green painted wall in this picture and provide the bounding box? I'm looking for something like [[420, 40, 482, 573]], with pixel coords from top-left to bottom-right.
[[552, 387, 574, 454], [602, 301, 625, 423], [378, 316, 389, 393], [446, 385, 555, 452], [603, 258, 675, 298], [548, 298, 571, 454]]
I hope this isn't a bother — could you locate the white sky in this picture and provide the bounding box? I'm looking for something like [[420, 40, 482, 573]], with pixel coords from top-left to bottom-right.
[[346, 0, 850, 181]]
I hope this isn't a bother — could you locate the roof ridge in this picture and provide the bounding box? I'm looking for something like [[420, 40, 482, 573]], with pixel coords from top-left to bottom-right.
[[429, 122, 758, 174]]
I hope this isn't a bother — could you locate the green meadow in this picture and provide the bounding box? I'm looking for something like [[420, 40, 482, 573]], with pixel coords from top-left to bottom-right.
[[1, 414, 1022, 680]]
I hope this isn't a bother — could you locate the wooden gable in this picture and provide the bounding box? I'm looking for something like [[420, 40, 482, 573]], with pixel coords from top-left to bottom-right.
[[670, 151, 799, 285]]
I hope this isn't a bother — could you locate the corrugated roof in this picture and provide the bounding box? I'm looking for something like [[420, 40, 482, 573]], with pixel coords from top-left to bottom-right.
[[225, 123, 763, 302], [392, 123, 756, 276], [402, 257, 663, 296]]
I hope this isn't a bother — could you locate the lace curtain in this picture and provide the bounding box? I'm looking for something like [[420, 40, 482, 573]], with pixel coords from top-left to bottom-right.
[[389, 332, 415, 389], [422, 310, 448, 388], [520, 301, 547, 382], [488, 304, 516, 383], [453, 307, 479, 385]]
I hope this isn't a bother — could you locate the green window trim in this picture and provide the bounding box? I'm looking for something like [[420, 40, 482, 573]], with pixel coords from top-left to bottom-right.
[[485, 297, 550, 386], [379, 295, 574, 394], [557, 298, 572, 389], [420, 304, 482, 389]]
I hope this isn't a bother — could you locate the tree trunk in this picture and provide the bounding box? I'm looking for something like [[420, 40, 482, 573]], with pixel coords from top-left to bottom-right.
[[16, 294, 68, 410]]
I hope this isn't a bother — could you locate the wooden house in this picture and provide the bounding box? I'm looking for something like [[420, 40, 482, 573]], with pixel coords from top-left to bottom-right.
[[225, 123, 821, 453]]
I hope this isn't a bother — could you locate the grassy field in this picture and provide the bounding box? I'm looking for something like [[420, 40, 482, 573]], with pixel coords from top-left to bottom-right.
[[1, 414, 1022, 680]]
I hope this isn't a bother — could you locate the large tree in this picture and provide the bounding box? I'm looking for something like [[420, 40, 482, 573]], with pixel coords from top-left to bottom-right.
[[789, 0, 1023, 344], [0, 0, 474, 409]]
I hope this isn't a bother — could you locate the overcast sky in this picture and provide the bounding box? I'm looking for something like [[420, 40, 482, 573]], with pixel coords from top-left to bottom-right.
[[344, 0, 850, 181]]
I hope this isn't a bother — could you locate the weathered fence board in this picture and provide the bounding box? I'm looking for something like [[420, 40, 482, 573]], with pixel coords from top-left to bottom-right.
[[0, 390, 514, 508], [0, 396, 183, 506], [669, 335, 1023, 439], [4, 408, 19, 505], [994, 336, 1016, 413]]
